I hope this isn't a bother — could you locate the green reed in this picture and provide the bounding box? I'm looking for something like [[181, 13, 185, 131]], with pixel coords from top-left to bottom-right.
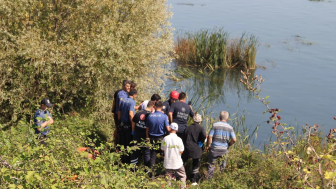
[[174, 28, 259, 69]]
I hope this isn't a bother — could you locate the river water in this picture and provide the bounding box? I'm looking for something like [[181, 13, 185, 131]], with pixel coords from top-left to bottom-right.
[[166, 0, 336, 145]]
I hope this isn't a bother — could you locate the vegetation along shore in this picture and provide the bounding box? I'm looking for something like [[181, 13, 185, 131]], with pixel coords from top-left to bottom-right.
[[1, 0, 336, 188]]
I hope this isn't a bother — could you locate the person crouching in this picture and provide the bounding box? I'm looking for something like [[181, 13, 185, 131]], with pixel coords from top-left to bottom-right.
[[161, 123, 186, 189]]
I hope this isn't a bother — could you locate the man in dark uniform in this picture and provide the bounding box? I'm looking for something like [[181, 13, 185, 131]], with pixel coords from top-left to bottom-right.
[[168, 92, 194, 140], [162, 91, 179, 116], [112, 80, 131, 147], [146, 101, 170, 169], [118, 89, 137, 163], [130, 101, 155, 166], [183, 114, 206, 186], [34, 98, 54, 144]]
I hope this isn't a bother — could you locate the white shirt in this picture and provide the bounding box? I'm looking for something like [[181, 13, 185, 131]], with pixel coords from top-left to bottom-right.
[[161, 133, 184, 169]]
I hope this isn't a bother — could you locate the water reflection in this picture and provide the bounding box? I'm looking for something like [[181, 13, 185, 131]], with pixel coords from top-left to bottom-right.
[[168, 67, 255, 105]]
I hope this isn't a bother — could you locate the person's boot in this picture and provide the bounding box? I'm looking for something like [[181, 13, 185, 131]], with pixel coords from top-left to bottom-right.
[[191, 173, 198, 185]]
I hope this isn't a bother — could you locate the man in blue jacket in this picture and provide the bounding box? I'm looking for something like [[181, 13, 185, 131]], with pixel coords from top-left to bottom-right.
[[118, 89, 137, 163], [146, 101, 170, 169], [34, 98, 54, 144]]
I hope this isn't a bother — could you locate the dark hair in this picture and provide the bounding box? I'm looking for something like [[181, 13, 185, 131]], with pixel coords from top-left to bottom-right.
[[147, 101, 155, 108], [130, 82, 137, 89], [151, 94, 161, 101], [155, 101, 163, 108], [178, 92, 186, 100], [122, 79, 131, 86], [129, 89, 137, 96]]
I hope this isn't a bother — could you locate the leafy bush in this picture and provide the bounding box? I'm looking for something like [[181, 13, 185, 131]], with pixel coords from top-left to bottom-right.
[[0, 0, 173, 125], [0, 116, 169, 188]]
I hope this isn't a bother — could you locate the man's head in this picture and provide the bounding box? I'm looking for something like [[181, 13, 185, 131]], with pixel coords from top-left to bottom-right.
[[154, 101, 163, 111], [151, 94, 161, 102], [130, 82, 137, 90], [219, 111, 229, 121], [129, 89, 137, 98], [170, 91, 179, 104], [169, 122, 178, 133], [41, 98, 53, 110], [122, 80, 131, 93], [193, 114, 202, 123], [146, 101, 155, 112], [178, 92, 187, 101]]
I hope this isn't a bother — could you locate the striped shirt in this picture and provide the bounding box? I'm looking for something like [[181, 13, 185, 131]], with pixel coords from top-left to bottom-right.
[[209, 121, 236, 150]]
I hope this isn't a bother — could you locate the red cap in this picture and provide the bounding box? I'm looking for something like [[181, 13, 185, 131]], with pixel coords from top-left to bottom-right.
[[170, 91, 179, 99]]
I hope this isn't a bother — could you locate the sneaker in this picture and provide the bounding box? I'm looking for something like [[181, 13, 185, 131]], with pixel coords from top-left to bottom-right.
[[191, 182, 198, 186]]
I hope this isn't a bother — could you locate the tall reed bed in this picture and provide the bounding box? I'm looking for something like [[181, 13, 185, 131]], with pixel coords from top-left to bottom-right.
[[174, 28, 259, 69]]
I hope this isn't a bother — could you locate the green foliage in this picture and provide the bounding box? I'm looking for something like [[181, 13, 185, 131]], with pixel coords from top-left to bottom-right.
[[0, 0, 173, 125], [0, 116, 162, 188], [199, 147, 291, 189]]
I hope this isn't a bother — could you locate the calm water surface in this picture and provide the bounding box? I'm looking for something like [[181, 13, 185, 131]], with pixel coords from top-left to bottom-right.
[[166, 0, 336, 145]]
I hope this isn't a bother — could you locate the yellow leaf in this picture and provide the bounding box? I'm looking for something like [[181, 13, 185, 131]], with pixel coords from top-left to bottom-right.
[[325, 171, 336, 179]]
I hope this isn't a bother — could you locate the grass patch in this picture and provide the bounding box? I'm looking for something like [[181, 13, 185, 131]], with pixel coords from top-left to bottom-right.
[[173, 28, 259, 70]]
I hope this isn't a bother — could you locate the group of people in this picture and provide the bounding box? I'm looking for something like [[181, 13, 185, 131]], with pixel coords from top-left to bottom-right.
[[112, 80, 237, 187], [32, 79, 236, 188]]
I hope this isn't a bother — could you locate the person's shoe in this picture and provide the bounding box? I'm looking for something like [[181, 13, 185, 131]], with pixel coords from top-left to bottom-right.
[[191, 182, 198, 186]]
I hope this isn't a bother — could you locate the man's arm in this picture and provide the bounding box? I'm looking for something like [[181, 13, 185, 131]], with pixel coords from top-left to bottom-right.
[[229, 138, 236, 147], [164, 116, 170, 132], [165, 125, 171, 132], [229, 130, 236, 148], [189, 105, 194, 115], [168, 112, 173, 124], [206, 136, 212, 151], [118, 111, 121, 120], [129, 111, 135, 132], [47, 116, 54, 125], [36, 120, 50, 131], [135, 101, 143, 110]]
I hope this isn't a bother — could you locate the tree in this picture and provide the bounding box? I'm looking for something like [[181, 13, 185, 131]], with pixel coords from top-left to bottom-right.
[[0, 0, 173, 124]]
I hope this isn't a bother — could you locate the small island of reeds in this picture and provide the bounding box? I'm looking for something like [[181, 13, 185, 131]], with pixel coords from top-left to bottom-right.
[[173, 28, 259, 70]]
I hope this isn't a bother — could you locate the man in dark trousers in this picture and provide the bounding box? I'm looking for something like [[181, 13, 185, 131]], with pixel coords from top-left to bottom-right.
[[206, 111, 236, 179], [112, 80, 131, 147], [34, 98, 54, 144], [130, 101, 155, 166], [146, 101, 170, 169], [168, 92, 194, 140], [118, 89, 137, 163], [162, 91, 179, 116], [183, 114, 206, 186]]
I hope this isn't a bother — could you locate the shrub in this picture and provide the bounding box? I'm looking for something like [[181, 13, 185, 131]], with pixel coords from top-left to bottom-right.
[[0, 0, 173, 125]]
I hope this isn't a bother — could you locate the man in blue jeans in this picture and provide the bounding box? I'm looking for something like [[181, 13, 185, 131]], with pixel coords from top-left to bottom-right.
[[146, 101, 170, 169], [206, 111, 236, 179]]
